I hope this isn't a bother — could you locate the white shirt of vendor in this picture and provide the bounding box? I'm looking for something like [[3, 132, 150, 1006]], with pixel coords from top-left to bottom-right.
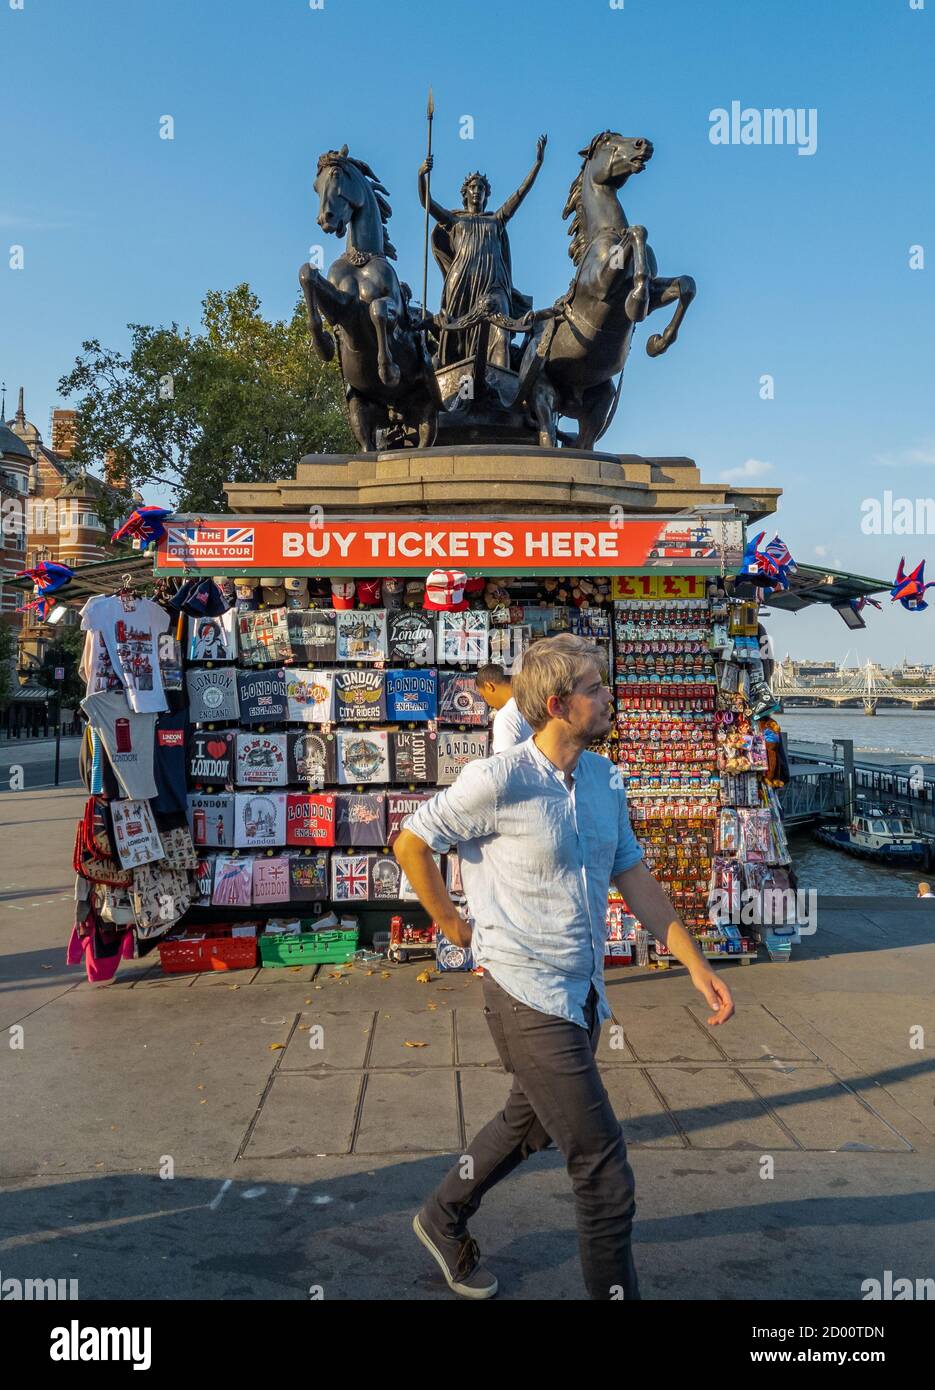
[[80, 594, 170, 714], [491, 696, 533, 753]]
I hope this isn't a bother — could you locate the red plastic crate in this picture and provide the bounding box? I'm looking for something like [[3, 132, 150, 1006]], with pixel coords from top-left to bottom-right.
[[158, 935, 258, 974]]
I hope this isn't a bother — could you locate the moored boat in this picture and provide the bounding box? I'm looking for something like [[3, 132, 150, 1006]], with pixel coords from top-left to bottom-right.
[[814, 808, 928, 865]]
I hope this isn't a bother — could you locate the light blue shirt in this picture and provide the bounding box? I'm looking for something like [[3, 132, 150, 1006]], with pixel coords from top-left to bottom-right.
[[403, 737, 644, 1027]]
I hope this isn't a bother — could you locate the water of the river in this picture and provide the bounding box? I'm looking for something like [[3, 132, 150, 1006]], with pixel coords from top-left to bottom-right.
[[780, 708, 935, 895]]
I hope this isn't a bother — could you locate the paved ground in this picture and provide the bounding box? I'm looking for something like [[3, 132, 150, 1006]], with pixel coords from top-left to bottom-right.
[[0, 735, 81, 791], [1, 787, 934, 1300]]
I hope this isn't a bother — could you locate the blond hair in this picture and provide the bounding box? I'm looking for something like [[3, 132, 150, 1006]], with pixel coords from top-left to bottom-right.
[[512, 634, 604, 731]]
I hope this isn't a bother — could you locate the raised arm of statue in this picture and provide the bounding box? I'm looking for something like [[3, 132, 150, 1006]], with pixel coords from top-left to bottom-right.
[[418, 155, 453, 227], [495, 134, 547, 223]]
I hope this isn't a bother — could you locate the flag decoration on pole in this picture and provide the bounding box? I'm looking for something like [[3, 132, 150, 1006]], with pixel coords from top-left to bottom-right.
[[890, 558, 934, 612], [737, 531, 797, 596], [112, 506, 171, 549], [15, 560, 74, 618]]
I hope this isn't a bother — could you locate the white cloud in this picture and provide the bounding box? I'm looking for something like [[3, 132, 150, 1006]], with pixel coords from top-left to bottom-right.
[[718, 457, 774, 483], [814, 545, 828, 557], [874, 442, 935, 468]]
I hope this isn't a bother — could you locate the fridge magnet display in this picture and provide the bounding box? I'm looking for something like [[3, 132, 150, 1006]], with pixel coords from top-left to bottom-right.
[[438, 671, 489, 726], [285, 792, 337, 847], [335, 608, 388, 662], [285, 669, 335, 723], [287, 730, 336, 787], [336, 730, 390, 785], [335, 791, 387, 847], [233, 792, 287, 849], [390, 730, 438, 784], [237, 669, 288, 725], [388, 610, 435, 664], [385, 668, 438, 721], [186, 667, 240, 724], [188, 792, 235, 848], [436, 730, 490, 784], [334, 669, 386, 722], [235, 733, 289, 787]]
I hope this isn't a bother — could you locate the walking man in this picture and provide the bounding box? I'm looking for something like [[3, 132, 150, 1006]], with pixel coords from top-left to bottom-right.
[[475, 662, 533, 752], [394, 634, 735, 1300]]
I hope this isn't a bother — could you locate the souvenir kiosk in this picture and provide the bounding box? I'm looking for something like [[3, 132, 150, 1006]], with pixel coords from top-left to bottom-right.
[[65, 497, 799, 981]]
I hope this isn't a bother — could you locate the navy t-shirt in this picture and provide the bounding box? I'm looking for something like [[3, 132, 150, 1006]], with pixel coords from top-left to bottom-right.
[[151, 710, 190, 816]]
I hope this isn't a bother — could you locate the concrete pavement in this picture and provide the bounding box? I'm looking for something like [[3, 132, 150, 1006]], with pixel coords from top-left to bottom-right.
[[1, 787, 934, 1300]]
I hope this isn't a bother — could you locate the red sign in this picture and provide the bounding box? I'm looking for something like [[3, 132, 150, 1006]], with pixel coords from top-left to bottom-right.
[[155, 516, 737, 576]]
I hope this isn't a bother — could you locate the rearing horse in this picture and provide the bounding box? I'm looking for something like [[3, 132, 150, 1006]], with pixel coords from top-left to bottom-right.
[[299, 147, 439, 450], [519, 131, 695, 448]]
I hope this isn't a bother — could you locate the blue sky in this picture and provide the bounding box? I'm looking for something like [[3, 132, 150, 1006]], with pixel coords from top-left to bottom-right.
[[3, 0, 933, 663]]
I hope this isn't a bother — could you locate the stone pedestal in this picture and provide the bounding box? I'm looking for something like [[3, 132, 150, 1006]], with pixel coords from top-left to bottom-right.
[[224, 447, 781, 521]]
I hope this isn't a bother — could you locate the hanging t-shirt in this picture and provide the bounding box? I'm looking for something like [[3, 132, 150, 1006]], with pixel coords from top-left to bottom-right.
[[237, 608, 293, 665], [390, 730, 438, 784], [288, 852, 330, 903], [188, 792, 235, 848], [436, 730, 490, 785], [233, 791, 287, 849], [235, 733, 289, 787], [386, 791, 434, 846], [151, 710, 190, 816], [158, 634, 185, 693], [186, 667, 240, 724], [187, 729, 236, 786], [331, 854, 370, 902], [187, 610, 237, 662], [437, 610, 490, 666], [334, 669, 386, 722], [385, 668, 438, 721], [388, 611, 435, 664], [212, 855, 254, 907], [285, 792, 337, 847], [285, 669, 335, 723], [438, 671, 489, 726], [80, 594, 171, 713], [237, 669, 288, 726], [193, 854, 216, 904], [334, 792, 386, 847], [335, 609, 388, 662], [287, 730, 337, 788], [286, 609, 337, 663], [80, 691, 158, 801], [336, 730, 390, 785], [369, 853, 403, 901], [252, 856, 291, 904], [109, 798, 164, 868]]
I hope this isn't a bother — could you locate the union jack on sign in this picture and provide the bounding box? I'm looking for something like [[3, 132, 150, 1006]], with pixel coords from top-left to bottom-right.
[[165, 526, 255, 564]]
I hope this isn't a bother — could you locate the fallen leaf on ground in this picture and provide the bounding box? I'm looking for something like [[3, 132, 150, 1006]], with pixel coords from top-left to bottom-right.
[[416, 969, 432, 984], [268, 1043, 285, 1051], [404, 1040, 428, 1048], [426, 1002, 438, 1011], [380, 971, 391, 979]]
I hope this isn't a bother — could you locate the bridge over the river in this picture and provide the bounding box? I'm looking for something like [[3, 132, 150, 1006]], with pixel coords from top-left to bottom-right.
[[772, 660, 935, 714]]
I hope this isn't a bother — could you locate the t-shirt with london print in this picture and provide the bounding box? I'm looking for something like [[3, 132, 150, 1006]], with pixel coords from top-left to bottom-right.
[[80, 594, 171, 714]]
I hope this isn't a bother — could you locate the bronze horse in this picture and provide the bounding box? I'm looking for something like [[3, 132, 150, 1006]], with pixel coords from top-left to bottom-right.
[[299, 147, 439, 450], [519, 131, 695, 448]]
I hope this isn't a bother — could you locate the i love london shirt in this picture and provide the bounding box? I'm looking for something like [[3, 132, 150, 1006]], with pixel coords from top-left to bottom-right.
[[80, 595, 170, 713]]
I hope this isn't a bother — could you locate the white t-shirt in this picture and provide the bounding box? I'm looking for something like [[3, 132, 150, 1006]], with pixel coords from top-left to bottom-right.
[[80, 595, 170, 714], [491, 696, 533, 753]]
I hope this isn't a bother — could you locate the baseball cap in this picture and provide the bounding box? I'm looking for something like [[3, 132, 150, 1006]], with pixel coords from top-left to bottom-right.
[[356, 578, 383, 606], [260, 576, 286, 607], [424, 569, 469, 612], [235, 578, 259, 612], [382, 577, 405, 609], [284, 577, 309, 610], [168, 578, 230, 618], [331, 579, 356, 610]]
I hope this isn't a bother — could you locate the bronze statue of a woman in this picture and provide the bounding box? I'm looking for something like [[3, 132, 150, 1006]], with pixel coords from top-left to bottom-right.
[[418, 135, 547, 368]]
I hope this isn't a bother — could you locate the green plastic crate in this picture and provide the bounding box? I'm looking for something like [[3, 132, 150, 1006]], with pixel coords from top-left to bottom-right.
[[259, 927, 359, 968]]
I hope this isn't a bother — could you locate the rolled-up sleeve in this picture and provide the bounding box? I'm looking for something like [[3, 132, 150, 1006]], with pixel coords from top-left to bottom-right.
[[402, 758, 498, 852], [612, 788, 644, 875]]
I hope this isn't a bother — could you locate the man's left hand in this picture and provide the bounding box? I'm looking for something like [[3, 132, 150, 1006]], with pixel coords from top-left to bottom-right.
[[690, 966, 735, 1026]]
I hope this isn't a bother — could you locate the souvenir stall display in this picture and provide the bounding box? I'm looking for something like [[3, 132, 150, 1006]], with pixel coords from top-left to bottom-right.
[[68, 510, 799, 978]]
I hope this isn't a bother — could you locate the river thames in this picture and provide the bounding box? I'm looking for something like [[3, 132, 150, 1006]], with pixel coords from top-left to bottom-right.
[[780, 708, 935, 895]]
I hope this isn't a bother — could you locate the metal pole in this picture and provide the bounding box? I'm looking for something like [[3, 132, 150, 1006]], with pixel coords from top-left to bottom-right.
[[422, 87, 434, 317], [53, 674, 63, 787]]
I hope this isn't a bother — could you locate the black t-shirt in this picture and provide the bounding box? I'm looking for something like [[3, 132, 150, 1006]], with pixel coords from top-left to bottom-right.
[[151, 710, 190, 816], [237, 669, 288, 725]]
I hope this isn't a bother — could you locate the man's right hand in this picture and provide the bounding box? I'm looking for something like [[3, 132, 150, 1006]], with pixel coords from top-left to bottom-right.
[[420, 155, 434, 176]]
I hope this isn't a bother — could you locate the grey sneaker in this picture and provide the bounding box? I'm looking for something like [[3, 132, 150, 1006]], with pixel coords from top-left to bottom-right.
[[412, 1209, 498, 1300]]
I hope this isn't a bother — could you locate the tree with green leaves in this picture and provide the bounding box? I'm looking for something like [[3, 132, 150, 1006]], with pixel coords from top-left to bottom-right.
[[58, 284, 353, 514], [34, 624, 85, 710]]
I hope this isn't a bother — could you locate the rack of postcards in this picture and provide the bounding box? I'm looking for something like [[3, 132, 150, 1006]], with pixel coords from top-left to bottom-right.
[[606, 576, 794, 965]]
